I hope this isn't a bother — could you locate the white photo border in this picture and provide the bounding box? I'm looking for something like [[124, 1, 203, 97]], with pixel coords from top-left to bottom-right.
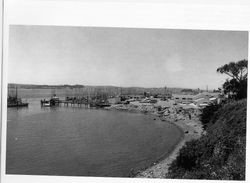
[[1, 0, 250, 183]]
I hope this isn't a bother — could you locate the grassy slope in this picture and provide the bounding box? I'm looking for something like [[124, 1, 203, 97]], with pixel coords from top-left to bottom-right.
[[166, 99, 246, 180]]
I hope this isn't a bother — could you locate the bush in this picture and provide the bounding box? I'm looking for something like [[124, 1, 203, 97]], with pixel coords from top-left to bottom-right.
[[199, 103, 221, 129], [166, 99, 246, 180]]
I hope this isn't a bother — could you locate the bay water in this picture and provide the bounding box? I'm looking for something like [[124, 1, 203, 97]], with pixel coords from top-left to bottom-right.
[[6, 90, 183, 177]]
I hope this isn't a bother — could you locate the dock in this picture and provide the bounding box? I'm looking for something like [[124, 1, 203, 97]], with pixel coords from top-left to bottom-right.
[[40, 96, 110, 108]]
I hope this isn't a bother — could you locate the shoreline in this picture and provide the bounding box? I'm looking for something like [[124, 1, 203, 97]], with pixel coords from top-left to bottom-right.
[[128, 123, 184, 177], [135, 117, 203, 178], [105, 102, 204, 178]]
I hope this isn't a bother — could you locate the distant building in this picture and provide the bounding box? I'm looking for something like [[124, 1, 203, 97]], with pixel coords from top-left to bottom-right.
[[117, 94, 144, 103], [155, 93, 172, 100], [172, 91, 224, 107], [172, 94, 194, 104], [193, 92, 223, 107], [128, 95, 144, 100]]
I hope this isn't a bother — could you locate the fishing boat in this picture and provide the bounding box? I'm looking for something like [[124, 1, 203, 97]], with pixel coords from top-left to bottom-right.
[[95, 102, 111, 108], [41, 90, 61, 107], [7, 86, 29, 108], [41, 95, 60, 107], [95, 99, 111, 108], [50, 95, 60, 106]]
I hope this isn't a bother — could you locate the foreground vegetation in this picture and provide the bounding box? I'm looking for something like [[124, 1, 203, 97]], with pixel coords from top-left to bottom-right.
[[166, 99, 246, 180], [166, 59, 247, 180]]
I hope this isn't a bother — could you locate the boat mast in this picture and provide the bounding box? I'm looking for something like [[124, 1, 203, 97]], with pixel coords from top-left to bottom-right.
[[16, 85, 18, 106], [16, 86, 18, 99], [52, 88, 56, 97]]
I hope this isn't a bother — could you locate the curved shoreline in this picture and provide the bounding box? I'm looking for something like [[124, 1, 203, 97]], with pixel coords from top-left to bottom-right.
[[134, 117, 204, 178], [105, 104, 204, 178], [128, 122, 184, 177]]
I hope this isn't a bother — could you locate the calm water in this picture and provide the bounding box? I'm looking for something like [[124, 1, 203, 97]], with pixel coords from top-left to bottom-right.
[[6, 97, 183, 177]]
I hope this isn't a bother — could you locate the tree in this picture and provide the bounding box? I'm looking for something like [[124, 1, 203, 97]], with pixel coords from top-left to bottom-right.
[[217, 59, 247, 100]]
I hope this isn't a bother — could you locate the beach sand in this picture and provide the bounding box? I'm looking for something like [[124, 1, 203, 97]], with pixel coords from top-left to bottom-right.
[[135, 117, 204, 178]]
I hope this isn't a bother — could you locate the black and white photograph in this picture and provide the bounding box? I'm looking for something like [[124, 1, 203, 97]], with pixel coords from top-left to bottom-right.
[[1, 1, 250, 183], [5, 25, 248, 179]]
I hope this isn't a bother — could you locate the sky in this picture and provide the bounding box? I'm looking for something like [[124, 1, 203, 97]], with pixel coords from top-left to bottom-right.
[[8, 25, 248, 90]]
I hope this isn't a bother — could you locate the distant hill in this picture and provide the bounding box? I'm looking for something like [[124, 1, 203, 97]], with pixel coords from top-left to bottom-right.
[[8, 83, 85, 89], [166, 99, 246, 180], [8, 83, 201, 95]]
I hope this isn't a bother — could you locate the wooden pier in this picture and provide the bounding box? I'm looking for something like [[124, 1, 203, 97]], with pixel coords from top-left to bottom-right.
[[60, 100, 90, 107], [41, 96, 110, 108], [41, 97, 93, 108]]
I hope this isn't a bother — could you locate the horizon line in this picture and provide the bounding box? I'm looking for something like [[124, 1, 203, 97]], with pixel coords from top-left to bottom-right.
[[7, 82, 218, 91]]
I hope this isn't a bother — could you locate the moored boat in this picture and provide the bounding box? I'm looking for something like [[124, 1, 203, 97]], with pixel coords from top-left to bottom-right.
[[41, 94, 61, 107], [7, 97, 29, 108], [7, 86, 29, 108], [95, 103, 111, 108]]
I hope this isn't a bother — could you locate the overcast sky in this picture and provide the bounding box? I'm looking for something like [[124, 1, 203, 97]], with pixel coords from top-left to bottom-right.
[[8, 25, 248, 89]]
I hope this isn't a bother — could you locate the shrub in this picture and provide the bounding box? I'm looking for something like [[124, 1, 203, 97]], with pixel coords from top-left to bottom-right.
[[166, 99, 246, 180], [199, 103, 221, 129]]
